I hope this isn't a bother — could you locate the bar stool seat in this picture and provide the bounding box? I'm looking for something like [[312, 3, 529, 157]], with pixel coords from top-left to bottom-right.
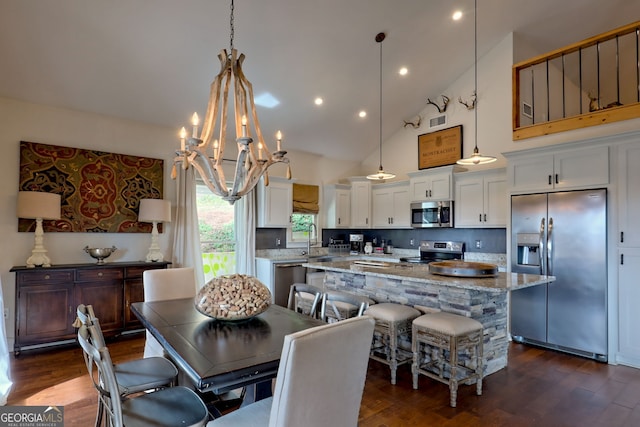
[[365, 303, 421, 385], [411, 312, 483, 407]]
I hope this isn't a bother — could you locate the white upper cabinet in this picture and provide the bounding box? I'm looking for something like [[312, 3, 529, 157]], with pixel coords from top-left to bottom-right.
[[257, 177, 292, 228], [617, 140, 640, 247], [506, 145, 609, 193], [324, 184, 351, 228], [349, 178, 371, 228], [455, 169, 507, 228], [407, 166, 461, 202], [371, 181, 410, 228]]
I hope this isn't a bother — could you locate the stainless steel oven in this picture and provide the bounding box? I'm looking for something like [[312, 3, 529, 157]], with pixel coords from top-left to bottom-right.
[[400, 240, 464, 264], [410, 200, 453, 228]]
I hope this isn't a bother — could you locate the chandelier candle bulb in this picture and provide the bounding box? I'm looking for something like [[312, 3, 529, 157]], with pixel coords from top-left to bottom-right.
[[241, 115, 247, 137], [191, 112, 199, 138], [276, 130, 282, 151], [258, 142, 263, 159], [180, 127, 187, 151]]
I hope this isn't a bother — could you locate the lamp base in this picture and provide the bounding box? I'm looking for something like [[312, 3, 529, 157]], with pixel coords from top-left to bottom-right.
[[26, 250, 52, 268], [145, 221, 165, 263], [26, 218, 52, 268]]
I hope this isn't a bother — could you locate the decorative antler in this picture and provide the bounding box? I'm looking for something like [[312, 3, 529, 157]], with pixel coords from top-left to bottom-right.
[[588, 91, 599, 112], [426, 95, 450, 113], [403, 116, 422, 129], [458, 91, 477, 110]]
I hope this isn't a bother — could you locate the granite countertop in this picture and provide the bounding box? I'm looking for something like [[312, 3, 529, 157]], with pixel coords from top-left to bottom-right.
[[303, 260, 553, 293]]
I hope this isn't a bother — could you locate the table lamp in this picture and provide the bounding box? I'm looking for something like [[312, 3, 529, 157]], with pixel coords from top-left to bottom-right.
[[138, 199, 171, 262], [17, 191, 61, 268]]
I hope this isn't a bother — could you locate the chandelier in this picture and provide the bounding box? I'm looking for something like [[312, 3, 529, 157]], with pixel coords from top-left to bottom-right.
[[172, 0, 291, 204]]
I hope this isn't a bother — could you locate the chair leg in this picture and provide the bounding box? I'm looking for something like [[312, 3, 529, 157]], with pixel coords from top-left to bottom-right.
[[388, 327, 398, 385], [449, 339, 458, 408], [411, 331, 419, 390]]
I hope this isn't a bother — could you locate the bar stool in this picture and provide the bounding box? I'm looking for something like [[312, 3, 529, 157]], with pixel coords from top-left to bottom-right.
[[411, 311, 483, 407], [365, 303, 421, 385], [287, 283, 322, 318]]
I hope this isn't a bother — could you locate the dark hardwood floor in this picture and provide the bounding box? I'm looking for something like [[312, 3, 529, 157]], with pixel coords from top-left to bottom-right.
[[7, 333, 640, 426]]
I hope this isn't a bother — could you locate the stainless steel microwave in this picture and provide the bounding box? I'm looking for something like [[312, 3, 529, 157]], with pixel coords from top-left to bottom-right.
[[410, 200, 454, 228]]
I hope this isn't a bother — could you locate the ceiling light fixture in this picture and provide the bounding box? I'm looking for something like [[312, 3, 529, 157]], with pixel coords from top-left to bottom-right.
[[452, 10, 463, 21], [399, 67, 408, 76], [172, 0, 291, 204], [457, 0, 497, 166], [359, 111, 367, 118], [367, 32, 395, 181], [314, 97, 323, 105]]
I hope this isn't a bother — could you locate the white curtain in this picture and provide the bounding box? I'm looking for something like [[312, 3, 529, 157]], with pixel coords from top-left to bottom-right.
[[0, 277, 12, 405], [234, 189, 256, 276], [172, 166, 206, 289]]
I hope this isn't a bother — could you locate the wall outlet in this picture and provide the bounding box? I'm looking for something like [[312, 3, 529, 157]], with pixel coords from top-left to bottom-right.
[[410, 239, 415, 247], [275, 238, 281, 247], [475, 240, 482, 249]]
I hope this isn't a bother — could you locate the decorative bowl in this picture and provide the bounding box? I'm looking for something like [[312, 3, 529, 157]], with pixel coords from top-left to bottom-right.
[[195, 274, 271, 321], [84, 246, 117, 264]]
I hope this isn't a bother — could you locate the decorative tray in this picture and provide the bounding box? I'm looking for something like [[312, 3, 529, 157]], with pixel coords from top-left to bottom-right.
[[428, 261, 498, 277]]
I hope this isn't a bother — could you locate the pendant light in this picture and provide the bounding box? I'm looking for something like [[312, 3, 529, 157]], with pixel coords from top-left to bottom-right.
[[457, 0, 496, 166], [367, 32, 396, 180]]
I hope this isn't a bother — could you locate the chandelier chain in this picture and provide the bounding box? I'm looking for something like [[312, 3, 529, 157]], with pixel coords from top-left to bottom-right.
[[229, 0, 235, 54]]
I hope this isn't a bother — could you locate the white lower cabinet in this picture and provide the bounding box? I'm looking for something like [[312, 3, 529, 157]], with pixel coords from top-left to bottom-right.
[[617, 248, 640, 367]]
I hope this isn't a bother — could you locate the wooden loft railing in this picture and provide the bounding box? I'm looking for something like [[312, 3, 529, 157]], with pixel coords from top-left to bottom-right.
[[513, 21, 640, 141]]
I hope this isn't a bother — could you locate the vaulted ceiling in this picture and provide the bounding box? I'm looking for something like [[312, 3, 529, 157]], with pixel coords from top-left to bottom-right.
[[1, 1, 638, 161]]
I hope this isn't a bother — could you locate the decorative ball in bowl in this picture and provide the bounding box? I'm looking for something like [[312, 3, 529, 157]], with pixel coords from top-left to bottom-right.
[[195, 274, 271, 321], [84, 246, 117, 264]]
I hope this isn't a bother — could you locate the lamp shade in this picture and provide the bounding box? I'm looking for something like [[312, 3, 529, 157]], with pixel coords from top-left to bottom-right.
[[138, 199, 171, 223], [17, 191, 61, 220]]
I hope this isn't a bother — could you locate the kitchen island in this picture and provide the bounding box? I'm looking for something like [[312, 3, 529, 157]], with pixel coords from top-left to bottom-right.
[[303, 260, 553, 376]]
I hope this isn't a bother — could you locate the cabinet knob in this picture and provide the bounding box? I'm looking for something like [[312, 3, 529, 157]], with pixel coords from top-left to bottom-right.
[[44, 274, 50, 280], [479, 214, 482, 222], [484, 213, 487, 222], [97, 272, 103, 277]]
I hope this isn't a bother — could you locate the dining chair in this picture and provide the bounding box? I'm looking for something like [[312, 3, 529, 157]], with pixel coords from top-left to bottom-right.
[[207, 315, 375, 427], [320, 290, 374, 323], [77, 320, 210, 427], [286, 283, 322, 318], [75, 304, 179, 426], [143, 267, 197, 358]]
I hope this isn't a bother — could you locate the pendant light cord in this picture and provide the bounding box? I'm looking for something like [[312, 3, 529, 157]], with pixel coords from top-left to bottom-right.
[[379, 34, 383, 169], [474, 0, 478, 152]]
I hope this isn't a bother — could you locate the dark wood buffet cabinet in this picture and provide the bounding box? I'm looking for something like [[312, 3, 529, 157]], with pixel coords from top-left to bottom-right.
[[10, 261, 170, 355]]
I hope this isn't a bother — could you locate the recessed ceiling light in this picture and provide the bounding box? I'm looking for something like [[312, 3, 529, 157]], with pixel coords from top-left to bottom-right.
[[452, 10, 463, 21], [359, 111, 367, 118], [399, 67, 408, 76], [314, 97, 323, 105]]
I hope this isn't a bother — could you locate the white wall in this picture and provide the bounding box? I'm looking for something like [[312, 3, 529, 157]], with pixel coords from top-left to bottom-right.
[[358, 31, 640, 181]]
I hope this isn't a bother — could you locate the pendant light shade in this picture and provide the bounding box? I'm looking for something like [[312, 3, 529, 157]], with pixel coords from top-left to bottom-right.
[[457, 0, 496, 166], [367, 32, 395, 181]]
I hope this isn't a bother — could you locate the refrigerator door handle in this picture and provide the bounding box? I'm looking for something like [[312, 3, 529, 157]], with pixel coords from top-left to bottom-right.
[[547, 217, 554, 276], [539, 218, 545, 275]]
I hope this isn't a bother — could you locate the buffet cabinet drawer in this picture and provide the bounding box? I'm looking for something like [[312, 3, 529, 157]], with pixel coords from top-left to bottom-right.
[[16, 269, 74, 285], [76, 268, 124, 282], [11, 261, 170, 355]]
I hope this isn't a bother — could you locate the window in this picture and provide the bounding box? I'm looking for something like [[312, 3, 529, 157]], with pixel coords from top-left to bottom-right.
[[196, 182, 236, 281], [290, 184, 320, 246], [290, 213, 317, 243]]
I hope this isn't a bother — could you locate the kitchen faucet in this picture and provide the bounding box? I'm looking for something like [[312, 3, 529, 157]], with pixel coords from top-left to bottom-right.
[[307, 223, 317, 257]]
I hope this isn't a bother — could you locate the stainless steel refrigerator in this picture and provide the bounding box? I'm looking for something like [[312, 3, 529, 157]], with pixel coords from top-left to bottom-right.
[[510, 189, 607, 361]]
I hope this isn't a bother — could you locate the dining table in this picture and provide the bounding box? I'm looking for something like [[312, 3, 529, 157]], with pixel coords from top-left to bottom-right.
[[130, 298, 325, 408]]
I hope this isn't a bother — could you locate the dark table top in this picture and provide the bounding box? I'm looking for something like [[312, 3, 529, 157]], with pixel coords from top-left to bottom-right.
[[131, 298, 324, 394]]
